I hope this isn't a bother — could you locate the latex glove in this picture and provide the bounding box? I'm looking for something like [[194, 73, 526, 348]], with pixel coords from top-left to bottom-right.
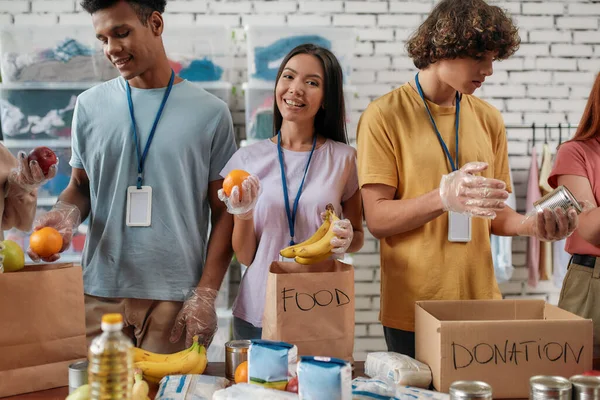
[[27, 201, 81, 263], [330, 219, 353, 254], [439, 162, 509, 219], [517, 207, 578, 242], [170, 287, 218, 348], [218, 175, 260, 220], [7, 151, 58, 195]]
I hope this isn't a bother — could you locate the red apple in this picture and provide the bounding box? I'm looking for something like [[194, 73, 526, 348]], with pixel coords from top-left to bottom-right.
[[28, 146, 57, 176], [285, 376, 298, 393]]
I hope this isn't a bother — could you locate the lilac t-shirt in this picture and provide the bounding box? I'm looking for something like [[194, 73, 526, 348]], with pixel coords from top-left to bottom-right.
[[220, 138, 359, 327]]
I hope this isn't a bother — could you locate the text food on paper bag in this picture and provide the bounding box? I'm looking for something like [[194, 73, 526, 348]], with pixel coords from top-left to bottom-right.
[[452, 339, 586, 369], [281, 287, 351, 312]]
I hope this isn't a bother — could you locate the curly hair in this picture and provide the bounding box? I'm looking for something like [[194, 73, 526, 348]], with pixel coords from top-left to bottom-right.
[[80, 0, 166, 24], [406, 0, 520, 69]]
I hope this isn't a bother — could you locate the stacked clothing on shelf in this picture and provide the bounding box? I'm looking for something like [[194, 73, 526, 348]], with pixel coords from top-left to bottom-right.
[[0, 90, 78, 139], [1, 37, 117, 82], [252, 35, 331, 81]]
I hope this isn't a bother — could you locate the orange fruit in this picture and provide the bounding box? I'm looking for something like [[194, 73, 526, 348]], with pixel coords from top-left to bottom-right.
[[223, 169, 250, 197], [29, 227, 63, 258], [234, 360, 248, 384]]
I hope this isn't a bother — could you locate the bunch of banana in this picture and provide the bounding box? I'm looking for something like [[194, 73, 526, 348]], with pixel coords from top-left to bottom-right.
[[133, 336, 208, 385], [280, 203, 339, 265]]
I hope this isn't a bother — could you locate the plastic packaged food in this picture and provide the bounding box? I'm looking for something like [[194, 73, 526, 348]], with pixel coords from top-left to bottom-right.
[[364, 352, 432, 388], [298, 356, 352, 400]]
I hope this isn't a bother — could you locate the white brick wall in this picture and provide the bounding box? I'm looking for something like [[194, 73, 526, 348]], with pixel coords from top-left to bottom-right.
[[3, 0, 598, 361]]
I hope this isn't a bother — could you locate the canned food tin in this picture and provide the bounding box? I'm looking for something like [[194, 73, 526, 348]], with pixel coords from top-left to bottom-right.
[[533, 185, 583, 215], [225, 340, 250, 381], [68, 359, 88, 393], [449, 380, 493, 400], [570, 375, 600, 400], [530, 375, 572, 400]]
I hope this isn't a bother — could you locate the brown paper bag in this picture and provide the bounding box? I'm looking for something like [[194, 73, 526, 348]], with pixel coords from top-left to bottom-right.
[[262, 259, 355, 361], [0, 263, 87, 397]]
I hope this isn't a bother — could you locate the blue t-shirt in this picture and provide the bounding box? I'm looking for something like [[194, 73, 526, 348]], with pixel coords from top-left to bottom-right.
[[70, 77, 237, 301]]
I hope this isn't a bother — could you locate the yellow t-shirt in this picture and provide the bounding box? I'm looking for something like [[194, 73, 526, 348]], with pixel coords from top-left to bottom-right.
[[357, 83, 512, 332]]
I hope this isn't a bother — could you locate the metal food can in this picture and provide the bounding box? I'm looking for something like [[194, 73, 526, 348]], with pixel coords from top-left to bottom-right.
[[570, 375, 600, 400], [225, 340, 250, 381], [530, 375, 572, 400], [449, 380, 493, 400], [68, 359, 88, 393], [533, 185, 583, 215]]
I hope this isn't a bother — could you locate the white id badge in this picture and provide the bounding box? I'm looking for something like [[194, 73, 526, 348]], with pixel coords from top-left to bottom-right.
[[126, 186, 152, 227], [278, 253, 295, 262], [448, 211, 471, 242]]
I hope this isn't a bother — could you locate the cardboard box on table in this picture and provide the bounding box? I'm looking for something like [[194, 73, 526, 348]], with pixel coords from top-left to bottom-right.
[[0, 263, 87, 397], [262, 259, 355, 362], [415, 299, 593, 399]]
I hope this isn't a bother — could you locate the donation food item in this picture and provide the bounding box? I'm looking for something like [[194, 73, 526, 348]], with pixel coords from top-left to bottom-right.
[[529, 376, 572, 400], [65, 384, 90, 400], [235, 361, 249, 384], [213, 383, 300, 399], [364, 352, 432, 389], [0, 240, 25, 272], [223, 169, 250, 197], [225, 339, 250, 381], [133, 336, 207, 385], [154, 375, 228, 400], [132, 369, 149, 400], [248, 340, 298, 390], [28, 146, 58, 176], [570, 375, 600, 400], [297, 356, 351, 400], [29, 227, 63, 258], [449, 381, 492, 400], [279, 204, 338, 264], [88, 313, 134, 399]]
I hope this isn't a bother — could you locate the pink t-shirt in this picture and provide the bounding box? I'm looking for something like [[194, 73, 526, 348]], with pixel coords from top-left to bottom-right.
[[220, 138, 359, 327], [548, 138, 600, 257]]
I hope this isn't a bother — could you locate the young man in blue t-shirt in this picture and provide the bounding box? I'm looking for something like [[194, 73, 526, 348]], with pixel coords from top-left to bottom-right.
[[28, 0, 237, 353]]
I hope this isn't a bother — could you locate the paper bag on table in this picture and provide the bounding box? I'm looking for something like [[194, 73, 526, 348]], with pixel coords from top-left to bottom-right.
[[262, 259, 355, 362], [0, 263, 87, 397]]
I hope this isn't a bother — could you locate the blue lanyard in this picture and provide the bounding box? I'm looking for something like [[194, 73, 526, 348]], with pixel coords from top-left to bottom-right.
[[415, 72, 460, 172], [126, 70, 175, 188], [277, 131, 317, 246]]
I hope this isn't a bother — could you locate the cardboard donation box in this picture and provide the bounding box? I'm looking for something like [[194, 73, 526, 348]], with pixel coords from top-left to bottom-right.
[[0, 263, 87, 397], [415, 299, 593, 399], [262, 259, 355, 361]]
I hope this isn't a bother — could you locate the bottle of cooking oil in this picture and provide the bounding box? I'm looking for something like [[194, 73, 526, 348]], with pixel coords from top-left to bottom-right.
[[88, 313, 133, 399]]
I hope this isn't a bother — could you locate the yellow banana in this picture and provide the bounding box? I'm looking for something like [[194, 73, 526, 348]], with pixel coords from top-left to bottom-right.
[[280, 204, 338, 258], [295, 252, 333, 265], [293, 212, 339, 259], [187, 345, 208, 374], [135, 342, 201, 380], [132, 341, 194, 363]]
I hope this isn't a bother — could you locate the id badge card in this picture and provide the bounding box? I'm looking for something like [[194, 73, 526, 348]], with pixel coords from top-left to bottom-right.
[[278, 253, 295, 262], [126, 186, 152, 227], [448, 211, 471, 242]]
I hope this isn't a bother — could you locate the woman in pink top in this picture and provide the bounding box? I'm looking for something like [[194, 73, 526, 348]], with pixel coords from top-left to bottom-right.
[[218, 44, 364, 339], [548, 73, 600, 358]]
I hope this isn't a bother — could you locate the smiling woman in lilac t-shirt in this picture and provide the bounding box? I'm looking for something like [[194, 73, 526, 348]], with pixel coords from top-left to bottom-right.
[[218, 44, 364, 339]]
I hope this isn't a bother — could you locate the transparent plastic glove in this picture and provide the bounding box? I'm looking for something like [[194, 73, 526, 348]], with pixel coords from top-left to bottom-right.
[[170, 287, 218, 349], [439, 161, 509, 219], [517, 207, 579, 242], [27, 201, 81, 263], [7, 151, 58, 195], [217, 175, 260, 220], [330, 219, 353, 254]]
